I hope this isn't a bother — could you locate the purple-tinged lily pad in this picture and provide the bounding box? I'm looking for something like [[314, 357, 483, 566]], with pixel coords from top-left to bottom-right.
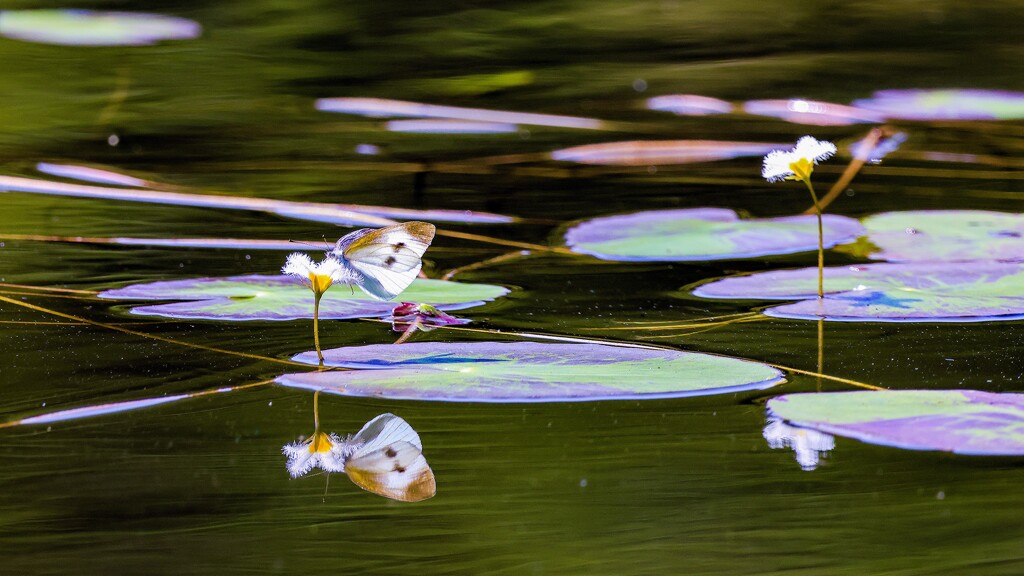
[[99, 275, 509, 321], [742, 99, 884, 126], [36, 163, 148, 188], [646, 95, 734, 116], [276, 341, 785, 403], [767, 390, 1024, 456], [0, 175, 515, 225], [315, 97, 606, 130], [565, 208, 865, 261], [385, 119, 519, 134], [852, 89, 1024, 121], [550, 140, 782, 166], [0, 10, 201, 46], [862, 210, 1024, 262], [692, 261, 1024, 322]]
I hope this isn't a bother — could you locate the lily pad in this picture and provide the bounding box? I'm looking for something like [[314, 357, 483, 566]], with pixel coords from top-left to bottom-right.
[[565, 208, 865, 261], [0, 10, 201, 46], [767, 390, 1024, 456], [692, 261, 1024, 322], [36, 163, 149, 188], [99, 275, 509, 321], [276, 341, 785, 402], [646, 95, 734, 116], [861, 210, 1024, 262], [386, 119, 519, 134], [742, 99, 884, 126], [0, 175, 515, 225], [550, 140, 781, 166], [852, 89, 1024, 121], [315, 97, 606, 130]]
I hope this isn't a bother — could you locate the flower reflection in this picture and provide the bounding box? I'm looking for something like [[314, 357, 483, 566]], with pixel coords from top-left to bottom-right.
[[282, 431, 348, 478], [763, 417, 835, 471]]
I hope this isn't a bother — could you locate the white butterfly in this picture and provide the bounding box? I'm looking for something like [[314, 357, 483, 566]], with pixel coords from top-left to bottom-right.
[[334, 413, 436, 502], [330, 221, 436, 300]]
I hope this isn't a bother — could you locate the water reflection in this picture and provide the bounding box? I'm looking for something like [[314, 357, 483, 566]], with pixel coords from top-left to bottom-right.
[[763, 417, 835, 471]]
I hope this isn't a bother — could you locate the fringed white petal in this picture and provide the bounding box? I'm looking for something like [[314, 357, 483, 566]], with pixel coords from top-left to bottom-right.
[[792, 135, 837, 163], [761, 136, 836, 182], [282, 252, 316, 278]]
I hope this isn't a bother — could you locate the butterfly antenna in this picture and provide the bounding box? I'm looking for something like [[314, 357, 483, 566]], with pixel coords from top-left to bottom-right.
[[323, 473, 331, 502], [322, 235, 332, 251], [289, 239, 320, 249]]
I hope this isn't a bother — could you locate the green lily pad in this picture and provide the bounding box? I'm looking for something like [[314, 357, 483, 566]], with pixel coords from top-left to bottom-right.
[[861, 210, 1024, 262], [276, 341, 785, 403], [852, 89, 1024, 121], [691, 261, 1024, 322], [565, 208, 865, 261], [98, 275, 509, 320], [767, 390, 1024, 455]]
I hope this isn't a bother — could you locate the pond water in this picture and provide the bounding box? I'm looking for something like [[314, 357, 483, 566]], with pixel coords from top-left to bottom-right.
[[2, 1, 1024, 574]]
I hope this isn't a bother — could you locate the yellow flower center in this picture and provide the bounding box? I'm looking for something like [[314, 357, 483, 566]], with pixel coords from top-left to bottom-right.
[[307, 431, 333, 454], [308, 273, 333, 295], [786, 158, 815, 182]]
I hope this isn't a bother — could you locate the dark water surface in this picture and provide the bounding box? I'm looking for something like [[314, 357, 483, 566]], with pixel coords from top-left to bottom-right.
[[2, 1, 1024, 574]]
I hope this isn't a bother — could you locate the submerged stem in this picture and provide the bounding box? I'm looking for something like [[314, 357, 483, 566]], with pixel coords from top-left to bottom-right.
[[313, 389, 321, 436], [802, 179, 825, 300]]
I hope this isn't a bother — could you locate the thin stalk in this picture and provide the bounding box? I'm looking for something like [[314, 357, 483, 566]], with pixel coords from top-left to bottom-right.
[[801, 179, 825, 299], [313, 389, 321, 435], [313, 292, 324, 365]]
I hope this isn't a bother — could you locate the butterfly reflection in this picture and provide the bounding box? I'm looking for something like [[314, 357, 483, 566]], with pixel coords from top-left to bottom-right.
[[283, 413, 436, 502], [763, 417, 835, 471]]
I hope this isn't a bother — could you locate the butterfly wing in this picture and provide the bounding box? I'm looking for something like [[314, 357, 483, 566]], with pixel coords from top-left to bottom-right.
[[350, 413, 423, 453], [344, 441, 436, 502], [336, 222, 436, 300]]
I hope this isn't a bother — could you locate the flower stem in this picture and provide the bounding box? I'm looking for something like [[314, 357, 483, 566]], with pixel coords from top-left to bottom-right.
[[312, 389, 321, 435], [802, 179, 825, 299], [313, 292, 324, 365]]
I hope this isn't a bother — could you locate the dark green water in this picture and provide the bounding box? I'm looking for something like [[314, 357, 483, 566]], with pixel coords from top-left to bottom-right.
[[3, 1, 1024, 574]]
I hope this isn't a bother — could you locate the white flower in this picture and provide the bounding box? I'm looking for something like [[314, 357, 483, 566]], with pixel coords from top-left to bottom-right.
[[281, 252, 356, 295], [763, 417, 835, 471], [282, 431, 348, 478], [762, 136, 837, 182]]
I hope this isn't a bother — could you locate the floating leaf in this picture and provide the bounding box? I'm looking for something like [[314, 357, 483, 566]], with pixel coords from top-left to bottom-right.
[[550, 140, 781, 166], [386, 119, 519, 134], [861, 210, 1024, 262], [646, 95, 734, 116], [99, 275, 509, 321], [767, 390, 1024, 456], [276, 341, 785, 402], [742, 99, 884, 126], [692, 261, 1024, 322], [852, 89, 1024, 121], [315, 97, 606, 130], [565, 208, 864, 261], [36, 163, 149, 188], [0, 175, 515, 225], [0, 10, 201, 46]]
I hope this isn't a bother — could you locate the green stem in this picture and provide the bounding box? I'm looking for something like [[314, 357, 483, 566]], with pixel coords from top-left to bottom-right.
[[313, 292, 324, 366], [312, 389, 321, 435], [802, 179, 824, 300]]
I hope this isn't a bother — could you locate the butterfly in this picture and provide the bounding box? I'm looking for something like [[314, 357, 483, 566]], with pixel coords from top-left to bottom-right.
[[337, 413, 436, 502], [330, 221, 436, 301]]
